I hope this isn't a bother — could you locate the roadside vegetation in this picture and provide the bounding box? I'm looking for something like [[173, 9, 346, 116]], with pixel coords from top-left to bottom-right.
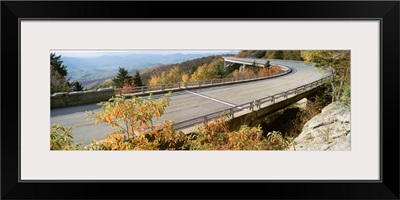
[[50, 53, 85, 94]]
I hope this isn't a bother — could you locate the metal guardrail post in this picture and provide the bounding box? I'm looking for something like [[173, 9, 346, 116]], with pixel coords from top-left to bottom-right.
[[161, 85, 164, 91], [271, 96, 275, 103], [185, 82, 188, 88], [198, 81, 201, 87], [211, 80, 213, 85], [222, 78, 224, 83], [250, 102, 254, 111], [230, 108, 234, 118], [203, 115, 208, 122], [178, 82, 181, 89], [141, 86, 145, 94]]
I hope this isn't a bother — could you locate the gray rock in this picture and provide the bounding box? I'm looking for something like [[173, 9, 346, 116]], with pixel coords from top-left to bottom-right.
[[288, 102, 351, 151], [295, 98, 307, 110]]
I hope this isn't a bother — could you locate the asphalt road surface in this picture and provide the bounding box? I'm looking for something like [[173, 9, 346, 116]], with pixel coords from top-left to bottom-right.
[[51, 60, 330, 146]]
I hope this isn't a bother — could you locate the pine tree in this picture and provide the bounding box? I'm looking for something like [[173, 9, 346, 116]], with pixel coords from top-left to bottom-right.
[[50, 53, 68, 77], [133, 71, 143, 87], [112, 67, 133, 88], [213, 63, 225, 78], [71, 81, 83, 91], [264, 60, 271, 68]]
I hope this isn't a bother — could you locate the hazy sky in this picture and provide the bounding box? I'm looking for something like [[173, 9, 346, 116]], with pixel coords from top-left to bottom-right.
[[52, 50, 240, 58]]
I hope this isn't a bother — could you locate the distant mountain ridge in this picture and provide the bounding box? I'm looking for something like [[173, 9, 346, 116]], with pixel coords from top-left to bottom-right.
[[62, 52, 231, 88]]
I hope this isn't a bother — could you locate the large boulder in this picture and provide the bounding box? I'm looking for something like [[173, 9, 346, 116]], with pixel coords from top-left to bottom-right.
[[288, 102, 350, 151]]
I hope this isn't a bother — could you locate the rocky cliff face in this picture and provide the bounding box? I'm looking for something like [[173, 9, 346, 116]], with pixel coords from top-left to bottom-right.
[[288, 102, 350, 151]]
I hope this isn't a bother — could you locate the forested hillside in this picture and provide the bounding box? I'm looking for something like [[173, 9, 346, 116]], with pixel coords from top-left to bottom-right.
[[235, 50, 303, 60], [140, 55, 229, 84]]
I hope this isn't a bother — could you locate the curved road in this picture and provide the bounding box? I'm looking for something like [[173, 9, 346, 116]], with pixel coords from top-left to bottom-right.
[[51, 60, 330, 146]]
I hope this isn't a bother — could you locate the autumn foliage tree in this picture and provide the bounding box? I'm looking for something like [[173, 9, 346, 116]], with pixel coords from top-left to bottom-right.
[[148, 75, 162, 86], [87, 92, 172, 138], [190, 64, 214, 81], [181, 73, 190, 82], [51, 65, 71, 94], [85, 92, 187, 150], [301, 50, 350, 104], [148, 66, 183, 86]]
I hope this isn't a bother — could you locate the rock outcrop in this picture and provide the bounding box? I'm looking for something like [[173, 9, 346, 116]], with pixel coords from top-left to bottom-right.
[[288, 102, 350, 151]]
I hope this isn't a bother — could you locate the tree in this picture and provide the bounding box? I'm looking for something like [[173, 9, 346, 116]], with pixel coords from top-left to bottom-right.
[[235, 50, 251, 58], [71, 81, 83, 91], [191, 64, 217, 81], [264, 50, 283, 59], [51, 65, 71, 94], [50, 53, 68, 77], [301, 50, 350, 104], [282, 50, 302, 61], [264, 60, 271, 68], [181, 73, 190, 82], [213, 60, 225, 78], [87, 93, 171, 140], [248, 60, 259, 74], [133, 71, 143, 87], [250, 50, 267, 58], [165, 66, 182, 83], [149, 75, 162, 86], [112, 67, 133, 88]]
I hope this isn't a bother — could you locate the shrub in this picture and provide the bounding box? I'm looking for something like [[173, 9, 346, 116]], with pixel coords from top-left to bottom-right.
[[50, 124, 81, 150], [86, 120, 186, 150], [184, 116, 288, 150], [87, 92, 171, 139], [85, 92, 188, 150]]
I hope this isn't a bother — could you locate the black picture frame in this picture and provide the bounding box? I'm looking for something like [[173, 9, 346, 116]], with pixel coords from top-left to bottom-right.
[[2, 1, 399, 199]]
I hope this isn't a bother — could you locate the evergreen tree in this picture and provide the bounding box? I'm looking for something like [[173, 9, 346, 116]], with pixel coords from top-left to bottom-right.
[[252, 60, 257, 67], [249, 60, 259, 73], [264, 60, 271, 68], [133, 71, 143, 86], [71, 81, 84, 91], [274, 51, 283, 59], [213, 61, 225, 78], [50, 53, 68, 77], [112, 67, 133, 88]]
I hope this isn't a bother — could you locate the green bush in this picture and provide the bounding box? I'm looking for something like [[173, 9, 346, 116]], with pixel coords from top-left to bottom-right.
[[50, 124, 81, 150]]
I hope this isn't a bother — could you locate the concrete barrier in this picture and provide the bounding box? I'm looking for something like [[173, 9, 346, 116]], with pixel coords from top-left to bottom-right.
[[51, 88, 115, 109]]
